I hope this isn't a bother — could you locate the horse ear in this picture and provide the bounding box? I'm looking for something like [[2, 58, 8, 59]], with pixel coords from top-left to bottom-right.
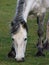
[[21, 21, 28, 32], [11, 21, 20, 34]]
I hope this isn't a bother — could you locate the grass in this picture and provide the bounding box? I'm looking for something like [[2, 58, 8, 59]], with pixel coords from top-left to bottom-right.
[[0, 0, 49, 65]]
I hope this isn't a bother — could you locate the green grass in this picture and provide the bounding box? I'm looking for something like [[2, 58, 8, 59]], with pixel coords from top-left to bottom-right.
[[0, 0, 49, 65]]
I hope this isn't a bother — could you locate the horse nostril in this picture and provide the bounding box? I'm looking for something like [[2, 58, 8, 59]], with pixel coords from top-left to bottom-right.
[[22, 58, 25, 61]]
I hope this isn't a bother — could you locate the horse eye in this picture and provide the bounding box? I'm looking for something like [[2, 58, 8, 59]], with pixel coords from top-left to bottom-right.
[[12, 38, 14, 41], [24, 38, 27, 41]]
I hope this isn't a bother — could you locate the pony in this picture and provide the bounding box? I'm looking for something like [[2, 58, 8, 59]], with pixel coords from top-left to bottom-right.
[[8, 0, 49, 62]]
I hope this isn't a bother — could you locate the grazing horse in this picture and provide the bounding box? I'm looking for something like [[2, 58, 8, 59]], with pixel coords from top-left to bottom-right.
[[8, 0, 49, 62]]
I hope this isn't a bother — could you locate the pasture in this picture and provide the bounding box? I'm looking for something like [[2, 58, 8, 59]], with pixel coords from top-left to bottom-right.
[[0, 0, 49, 65]]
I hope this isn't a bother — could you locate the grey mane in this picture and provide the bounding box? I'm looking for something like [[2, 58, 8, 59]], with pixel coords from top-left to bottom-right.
[[11, 0, 28, 34], [14, 0, 25, 20]]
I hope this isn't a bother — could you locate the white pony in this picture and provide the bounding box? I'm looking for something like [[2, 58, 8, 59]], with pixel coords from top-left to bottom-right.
[[8, 0, 49, 62]]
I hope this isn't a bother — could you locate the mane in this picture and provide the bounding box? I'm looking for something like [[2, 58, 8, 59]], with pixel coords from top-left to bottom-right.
[[11, 0, 26, 34], [14, 0, 25, 21]]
